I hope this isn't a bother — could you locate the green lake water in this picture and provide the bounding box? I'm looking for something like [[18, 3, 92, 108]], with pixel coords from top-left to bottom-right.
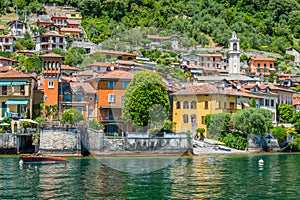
[[0, 154, 300, 199]]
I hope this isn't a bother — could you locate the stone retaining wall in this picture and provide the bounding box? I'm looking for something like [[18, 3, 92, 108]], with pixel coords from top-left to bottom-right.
[[39, 129, 80, 154], [84, 129, 191, 155]]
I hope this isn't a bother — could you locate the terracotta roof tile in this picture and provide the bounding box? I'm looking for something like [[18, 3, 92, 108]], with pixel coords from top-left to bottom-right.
[[61, 65, 79, 71], [66, 20, 80, 25], [0, 56, 17, 62], [88, 62, 112, 67], [60, 27, 81, 32], [115, 60, 142, 66], [250, 57, 275, 61], [70, 82, 96, 93], [0, 69, 32, 78], [0, 35, 14, 38], [39, 52, 64, 58], [99, 70, 134, 79]]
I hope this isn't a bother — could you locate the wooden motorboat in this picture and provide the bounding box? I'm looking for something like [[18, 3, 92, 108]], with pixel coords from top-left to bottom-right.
[[20, 156, 68, 164]]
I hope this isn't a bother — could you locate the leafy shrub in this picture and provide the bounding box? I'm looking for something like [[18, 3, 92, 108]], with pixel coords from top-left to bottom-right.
[[218, 132, 248, 150], [271, 126, 287, 142], [88, 120, 103, 130]]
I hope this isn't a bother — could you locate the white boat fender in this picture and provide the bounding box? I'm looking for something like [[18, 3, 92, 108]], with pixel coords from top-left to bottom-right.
[[258, 158, 264, 165]]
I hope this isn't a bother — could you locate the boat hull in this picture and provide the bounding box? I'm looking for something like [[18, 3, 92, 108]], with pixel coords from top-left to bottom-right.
[[21, 156, 68, 164]]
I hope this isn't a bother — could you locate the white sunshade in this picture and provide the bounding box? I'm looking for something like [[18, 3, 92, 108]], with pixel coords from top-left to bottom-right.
[[19, 119, 39, 124]]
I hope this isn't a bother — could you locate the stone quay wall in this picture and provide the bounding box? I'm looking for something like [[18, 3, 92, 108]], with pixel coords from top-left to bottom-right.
[[39, 129, 81, 155], [84, 129, 191, 156]]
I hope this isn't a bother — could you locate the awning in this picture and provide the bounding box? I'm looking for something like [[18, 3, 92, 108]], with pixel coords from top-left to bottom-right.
[[11, 81, 27, 85], [242, 102, 250, 108], [5, 100, 29, 105], [0, 82, 11, 86], [19, 119, 38, 124]]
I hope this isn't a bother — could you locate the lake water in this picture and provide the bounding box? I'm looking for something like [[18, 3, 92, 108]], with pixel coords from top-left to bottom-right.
[[0, 154, 300, 199]]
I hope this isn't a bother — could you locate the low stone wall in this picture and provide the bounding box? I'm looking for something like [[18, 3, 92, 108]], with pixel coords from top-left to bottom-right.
[[39, 129, 80, 154], [84, 129, 191, 156]]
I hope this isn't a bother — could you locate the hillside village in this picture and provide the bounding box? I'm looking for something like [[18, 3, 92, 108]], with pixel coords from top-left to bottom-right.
[[0, 5, 300, 140]]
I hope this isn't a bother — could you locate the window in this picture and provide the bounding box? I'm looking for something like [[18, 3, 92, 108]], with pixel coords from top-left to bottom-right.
[[191, 114, 196, 124], [108, 81, 114, 88], [257, 69, 261, 73], [233, 43, 237, 50], [265, 99, 270, 106], [264, 64, 267, 68], [183, 114, 188, 123], [271, 99, 274, 107], [204, 101, 208, 109], [48, 81, 54, 89], [2, 86, 7, 95], [218, 101, 221, 109], [190, 101, 197, 109], [76, 107, 83, 114], [270, 64, 273, 68], [108, 94, 116, 103], [123, 81, 129, 89], [224, 102, 227, 109], [201, 116, 205, 124], [76, 93, 83, 102], [176, 101, 181, 109], [258, 63, 260, 68], [64, 92, 72, 102], [183, 101, 189, 109]]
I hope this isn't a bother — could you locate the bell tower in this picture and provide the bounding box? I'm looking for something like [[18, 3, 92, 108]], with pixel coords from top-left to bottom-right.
[[228, 31, 240, 74], [39, 52, 63, 112]]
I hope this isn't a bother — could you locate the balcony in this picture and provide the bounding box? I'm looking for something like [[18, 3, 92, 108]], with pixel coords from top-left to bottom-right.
[[6, 112, 25, 119], [101, 116, 123, 122]]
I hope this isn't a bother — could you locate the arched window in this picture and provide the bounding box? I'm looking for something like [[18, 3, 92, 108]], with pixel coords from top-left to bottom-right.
[[176, 101, 181, 109], [183, 114, 188, 123], [64, 92, 72, 102], [76, 93, 84, 102], [190, 101, 197, 109], [191, 114, 197, 124], [183, 101, 189, 109], [233, 43, 237, 50]]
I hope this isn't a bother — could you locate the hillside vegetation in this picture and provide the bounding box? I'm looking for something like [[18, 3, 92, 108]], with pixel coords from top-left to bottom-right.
[[1, 0, 300, 54]]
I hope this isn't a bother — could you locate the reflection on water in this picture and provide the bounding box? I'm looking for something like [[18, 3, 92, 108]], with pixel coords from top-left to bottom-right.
[[0, 154, 300, 199]]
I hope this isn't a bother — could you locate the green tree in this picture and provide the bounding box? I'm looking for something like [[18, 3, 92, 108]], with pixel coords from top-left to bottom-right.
[[122, 71, 170, 130], [72, 108, 85, 123], [88, 120, 103, 130], [231, 108, 272, 136], [205, 113, 231, 137], [278, 104, 294, 123], [290, 111, 300, 130], [271, 126, 287, 142], [250, 98, 256, 108], [61, 109, 75, 124]]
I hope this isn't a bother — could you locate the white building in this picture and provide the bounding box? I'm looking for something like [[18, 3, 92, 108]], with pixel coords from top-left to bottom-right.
[[228, 32, 241, 74]]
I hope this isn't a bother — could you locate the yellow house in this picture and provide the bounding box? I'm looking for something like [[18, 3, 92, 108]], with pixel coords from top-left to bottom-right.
[[171, 83, 265, 137], [65, 12, 82, 22]]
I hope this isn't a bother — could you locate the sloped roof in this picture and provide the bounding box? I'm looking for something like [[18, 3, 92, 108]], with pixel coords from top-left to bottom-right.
[[61, 65, 79, 71], [70, 82, 96, 94], [0, 69, 33, 78], [249, 57, 275, 61], [99, 70, 134, 80], [0, 56, 17, 62], [88, 62, 112, 67], [60, 28, 81, 32], [39, 52, 64, 58]]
